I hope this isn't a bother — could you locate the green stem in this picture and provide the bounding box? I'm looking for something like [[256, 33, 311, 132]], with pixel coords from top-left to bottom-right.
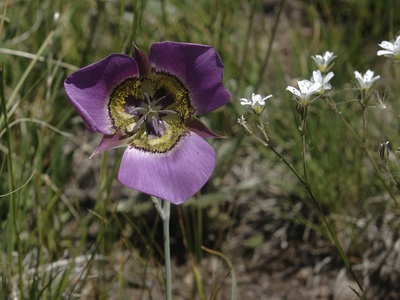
[[1, 64, 24, 295], [255, 0, 287, 91], [325, 96, 398, 207], [255, 112, 368, 300], [300, 106, 309, 184], [235, 0, 256, 96], [151, 197, 172, 300], [162, 201, 172, 300]]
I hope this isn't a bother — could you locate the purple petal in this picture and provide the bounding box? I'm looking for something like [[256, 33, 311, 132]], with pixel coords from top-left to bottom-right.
[[64, 54, 139, 133], [90, 133, 130, 158], [149, 42, 231, 114], [118, 132, 216, 204], [134, 44, 152, 77]]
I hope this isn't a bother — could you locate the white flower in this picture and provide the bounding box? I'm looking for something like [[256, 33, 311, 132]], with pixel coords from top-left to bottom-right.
[[354, 70, 380, 90], [311, 70, 334, 93], [237, 115, 247, 125], [286, 80, 322, 106], [377, 36, 400, 61], [240, 93, 272, 107], [237, 115, 253, 135], [240, 93, 273, 115], [311, 51, 337, 72]]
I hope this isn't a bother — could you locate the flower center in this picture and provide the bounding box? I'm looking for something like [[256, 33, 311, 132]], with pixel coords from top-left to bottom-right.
[[108, 72, 194, 153]]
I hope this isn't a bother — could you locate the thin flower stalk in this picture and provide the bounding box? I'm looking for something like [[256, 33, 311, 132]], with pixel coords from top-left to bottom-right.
[[255, 0, 287, 91], [299, 106, 310, 185], [253, 110, 368, 300], [324, 95, 398, 207], [1, 65, 25, 296], [151, 196, 172, 300]]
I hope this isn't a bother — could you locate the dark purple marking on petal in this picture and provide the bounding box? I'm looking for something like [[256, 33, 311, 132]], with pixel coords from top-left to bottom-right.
[[186, 117, 225, 138], [118, 132, 216, 204], [64, 54, 139, 133], [149, 42, 231, 114]]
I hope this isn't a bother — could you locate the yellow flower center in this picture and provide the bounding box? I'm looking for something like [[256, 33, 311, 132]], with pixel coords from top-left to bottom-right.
[[109, 72, 195, 153]]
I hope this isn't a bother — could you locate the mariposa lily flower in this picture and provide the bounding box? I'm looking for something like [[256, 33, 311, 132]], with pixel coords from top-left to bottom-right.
[[64, 42, 231, 204]]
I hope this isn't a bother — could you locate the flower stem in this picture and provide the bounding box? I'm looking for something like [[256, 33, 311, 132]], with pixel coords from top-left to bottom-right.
[[255, 0, 287, 92], [300, 106, 310, 185], [325, 96, 398, 207], [162, 200, 172, 300], [151, 196, 172, 300], [255, 114, 368, 300]]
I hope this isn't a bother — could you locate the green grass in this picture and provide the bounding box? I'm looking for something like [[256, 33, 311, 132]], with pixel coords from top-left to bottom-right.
[[1, 0, 400, 299]]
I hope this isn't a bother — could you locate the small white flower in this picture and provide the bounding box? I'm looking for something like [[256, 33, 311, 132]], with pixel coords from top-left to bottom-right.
[[240, 93, 272, 115], [240, 93, 272, 107], [377, 36, 400, 61], [54, 12, 60, 21], [237, 115, 247, 125], [311, 70, 334, 93], [311, 51, 337, 72], [354, 70, 380, 90], [286, 80, 322, 106], [237, 115, 253, 136]]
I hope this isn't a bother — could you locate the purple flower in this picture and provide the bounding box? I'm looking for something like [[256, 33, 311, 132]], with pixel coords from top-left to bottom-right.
[[64, 42, 231, 204]]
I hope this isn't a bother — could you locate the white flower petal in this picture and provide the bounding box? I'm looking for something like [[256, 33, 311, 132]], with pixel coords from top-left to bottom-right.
[[394, 36, 400, 48], [367, 69, 374, 79], [240, 98, 252, 105], [252, 93, 263, 104], [312, 70, 323, 82], [354, 71, 362, 80], [262, 94, 273, 101], [324, 71, 335, 83], [378, 41, 394, 51], [286, 86, 301, 97], [307, 82, 322, 95], [377, 50, 394, 57], [298, 80, 314, 93]]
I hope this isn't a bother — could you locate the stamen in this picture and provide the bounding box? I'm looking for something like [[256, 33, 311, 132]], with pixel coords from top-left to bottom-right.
[[126, 106, 146, 115], [144, 92, 152, 105], [154, 95, 167, 107], [131, 116, 146, 133], [159, 109, 178, 115], [152, 115, 160, 135]]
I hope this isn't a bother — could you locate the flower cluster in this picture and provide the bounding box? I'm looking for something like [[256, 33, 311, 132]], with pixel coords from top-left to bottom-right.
[[65, 42, 231, 204], [286, 53, 335, 107]]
